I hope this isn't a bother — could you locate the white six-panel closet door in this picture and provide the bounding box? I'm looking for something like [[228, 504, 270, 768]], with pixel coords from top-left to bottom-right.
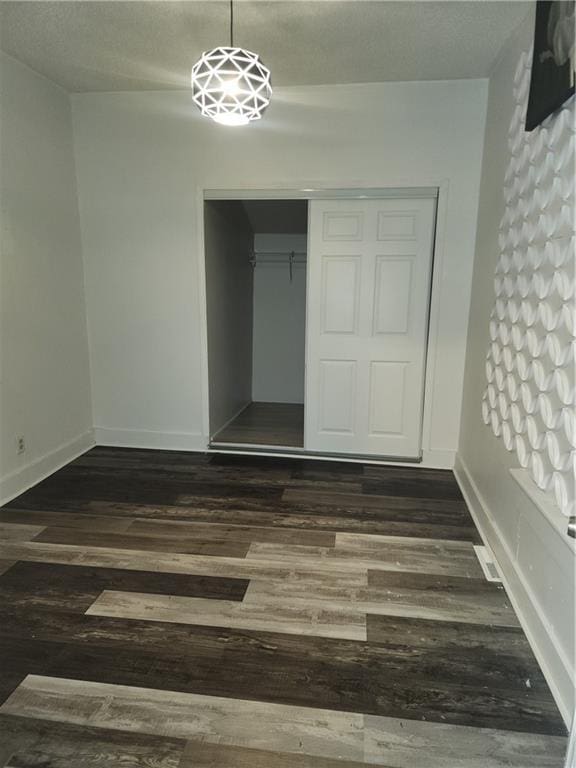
[[305, 197, 436, 458]]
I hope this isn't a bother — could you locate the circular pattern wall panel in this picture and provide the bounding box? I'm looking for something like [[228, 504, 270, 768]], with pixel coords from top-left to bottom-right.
[[481, 48, 575, 517]]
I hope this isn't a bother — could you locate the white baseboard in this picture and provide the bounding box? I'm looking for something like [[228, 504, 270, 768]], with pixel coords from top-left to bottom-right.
[[566, 718, 576, 768], [0, 430, 95, 506], [454, 453, 574, 730], [94, 427, 208, 452]]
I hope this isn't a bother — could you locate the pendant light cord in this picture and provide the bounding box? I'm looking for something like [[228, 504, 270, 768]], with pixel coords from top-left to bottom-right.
[[230, 0, 234, 47]]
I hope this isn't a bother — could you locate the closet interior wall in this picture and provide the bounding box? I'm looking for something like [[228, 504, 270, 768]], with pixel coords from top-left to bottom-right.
[[252, 232, 307, 405], [204, 200, 254, 438]]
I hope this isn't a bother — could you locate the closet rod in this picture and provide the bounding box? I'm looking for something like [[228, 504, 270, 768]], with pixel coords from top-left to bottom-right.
[[250, 251, 307, 258], [249, 250, 307, 282]]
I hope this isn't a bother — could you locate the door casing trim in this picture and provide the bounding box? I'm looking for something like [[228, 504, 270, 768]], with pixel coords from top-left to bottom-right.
[[196, 183, 449, 465]]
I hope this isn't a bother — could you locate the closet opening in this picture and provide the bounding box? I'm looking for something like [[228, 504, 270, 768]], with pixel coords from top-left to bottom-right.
[[204, 198, 308, 451]]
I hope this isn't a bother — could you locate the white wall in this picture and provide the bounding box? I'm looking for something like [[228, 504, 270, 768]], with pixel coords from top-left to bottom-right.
[[205, 201, 253, 436], [0, 53, 93, 503], [457, 13, 575, 729], [71, 78, 488, 460], [252, 233, 307, 404]]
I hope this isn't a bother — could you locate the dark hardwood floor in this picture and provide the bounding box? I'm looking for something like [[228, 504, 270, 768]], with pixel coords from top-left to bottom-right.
[[212, 402, 305, 448], [0, 447, 568, 767]]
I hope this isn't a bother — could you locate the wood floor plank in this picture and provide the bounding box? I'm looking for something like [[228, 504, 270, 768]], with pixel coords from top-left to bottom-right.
[[0, 561, 248, 610], [246, 539, 484, 579], [366, 613, 532, 655], [0, 713, 185, 768], [33, 527, 251, 558], [290, 467, 365, 485], [0, 523, 46, 542], [0, 560, 16, 576], [2, 497, 480, 540], [0, 541, 368, 586], [282, 488, 469, 516], [366, 570, 518, 626], [0, 508, 133, 532], [86, 590, 367, 641], [213, 402, 305, 448], [126, 518, 337, 547], [78, 446, 210, 468], [72, 456, 292, 482], [211, 454, 362, 475], [8, 473, 285, 510], [64, 463, 362, 493], [183, 717, 567, 768], [244, 570, 519, 628], [179, 740, 386, 768], [1, 676, 366, 762], [362, 466, 463, 501], [363, 714, 567, 768], [335, 532, 474, 548]]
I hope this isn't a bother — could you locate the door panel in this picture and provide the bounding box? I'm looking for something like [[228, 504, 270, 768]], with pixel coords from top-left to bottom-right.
[[305, 197, 436, 458], [377, 210, 418, 240], [373, 256, 413, 334], [321, 256, 361, 334], [318, 360, 356, 434], [322, 211, 364, 240], [368, 361, 407, 435]]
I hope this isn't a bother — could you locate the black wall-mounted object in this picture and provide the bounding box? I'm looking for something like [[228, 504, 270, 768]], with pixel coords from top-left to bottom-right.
[[525, 0, 575, 131]]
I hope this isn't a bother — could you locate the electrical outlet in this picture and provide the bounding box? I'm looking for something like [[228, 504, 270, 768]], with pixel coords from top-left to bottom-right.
[[16, 436, 26, 455]]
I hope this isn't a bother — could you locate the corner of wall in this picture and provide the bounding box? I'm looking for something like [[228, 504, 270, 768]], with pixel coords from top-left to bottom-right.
[[0, 430, 95, 507], [0, 53, 95, 506], [69, 90, 96, 438]]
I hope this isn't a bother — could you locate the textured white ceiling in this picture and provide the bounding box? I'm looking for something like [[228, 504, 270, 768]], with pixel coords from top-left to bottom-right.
[[0, 1, 532, 93]]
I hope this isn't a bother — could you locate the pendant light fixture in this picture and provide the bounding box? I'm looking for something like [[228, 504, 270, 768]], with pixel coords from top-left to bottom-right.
[[191, 0, 272, 126]]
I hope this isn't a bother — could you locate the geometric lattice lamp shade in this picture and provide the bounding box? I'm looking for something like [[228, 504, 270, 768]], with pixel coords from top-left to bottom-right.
[[191, 46, 272, 126]]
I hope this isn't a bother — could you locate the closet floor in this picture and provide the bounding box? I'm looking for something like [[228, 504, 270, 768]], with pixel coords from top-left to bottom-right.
[[0, 447, 568, 767], [213, 401, 304, 448]]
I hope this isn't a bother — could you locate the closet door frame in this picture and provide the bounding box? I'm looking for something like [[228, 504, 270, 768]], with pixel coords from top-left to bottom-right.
[[197, 184, 447, 467]]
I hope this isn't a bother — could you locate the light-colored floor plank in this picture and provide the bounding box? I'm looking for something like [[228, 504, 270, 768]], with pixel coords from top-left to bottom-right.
[[364, 713, 567, 768], [86, 590, 367, 641], [243, 574, 519, 628], [335, 532, 474, 549], [179, 740, 385, 768], [246, 539, 484, 579], [1, 676, 365, 763], [0, 541, 367, 586], [0, 523, 46, 543]]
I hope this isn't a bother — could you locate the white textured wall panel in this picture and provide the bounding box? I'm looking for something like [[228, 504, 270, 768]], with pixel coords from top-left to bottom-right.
[[482, 49, 575, 517]]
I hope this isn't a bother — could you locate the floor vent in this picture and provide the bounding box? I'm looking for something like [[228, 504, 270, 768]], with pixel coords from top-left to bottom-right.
[[473, 545, 502, 583]]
